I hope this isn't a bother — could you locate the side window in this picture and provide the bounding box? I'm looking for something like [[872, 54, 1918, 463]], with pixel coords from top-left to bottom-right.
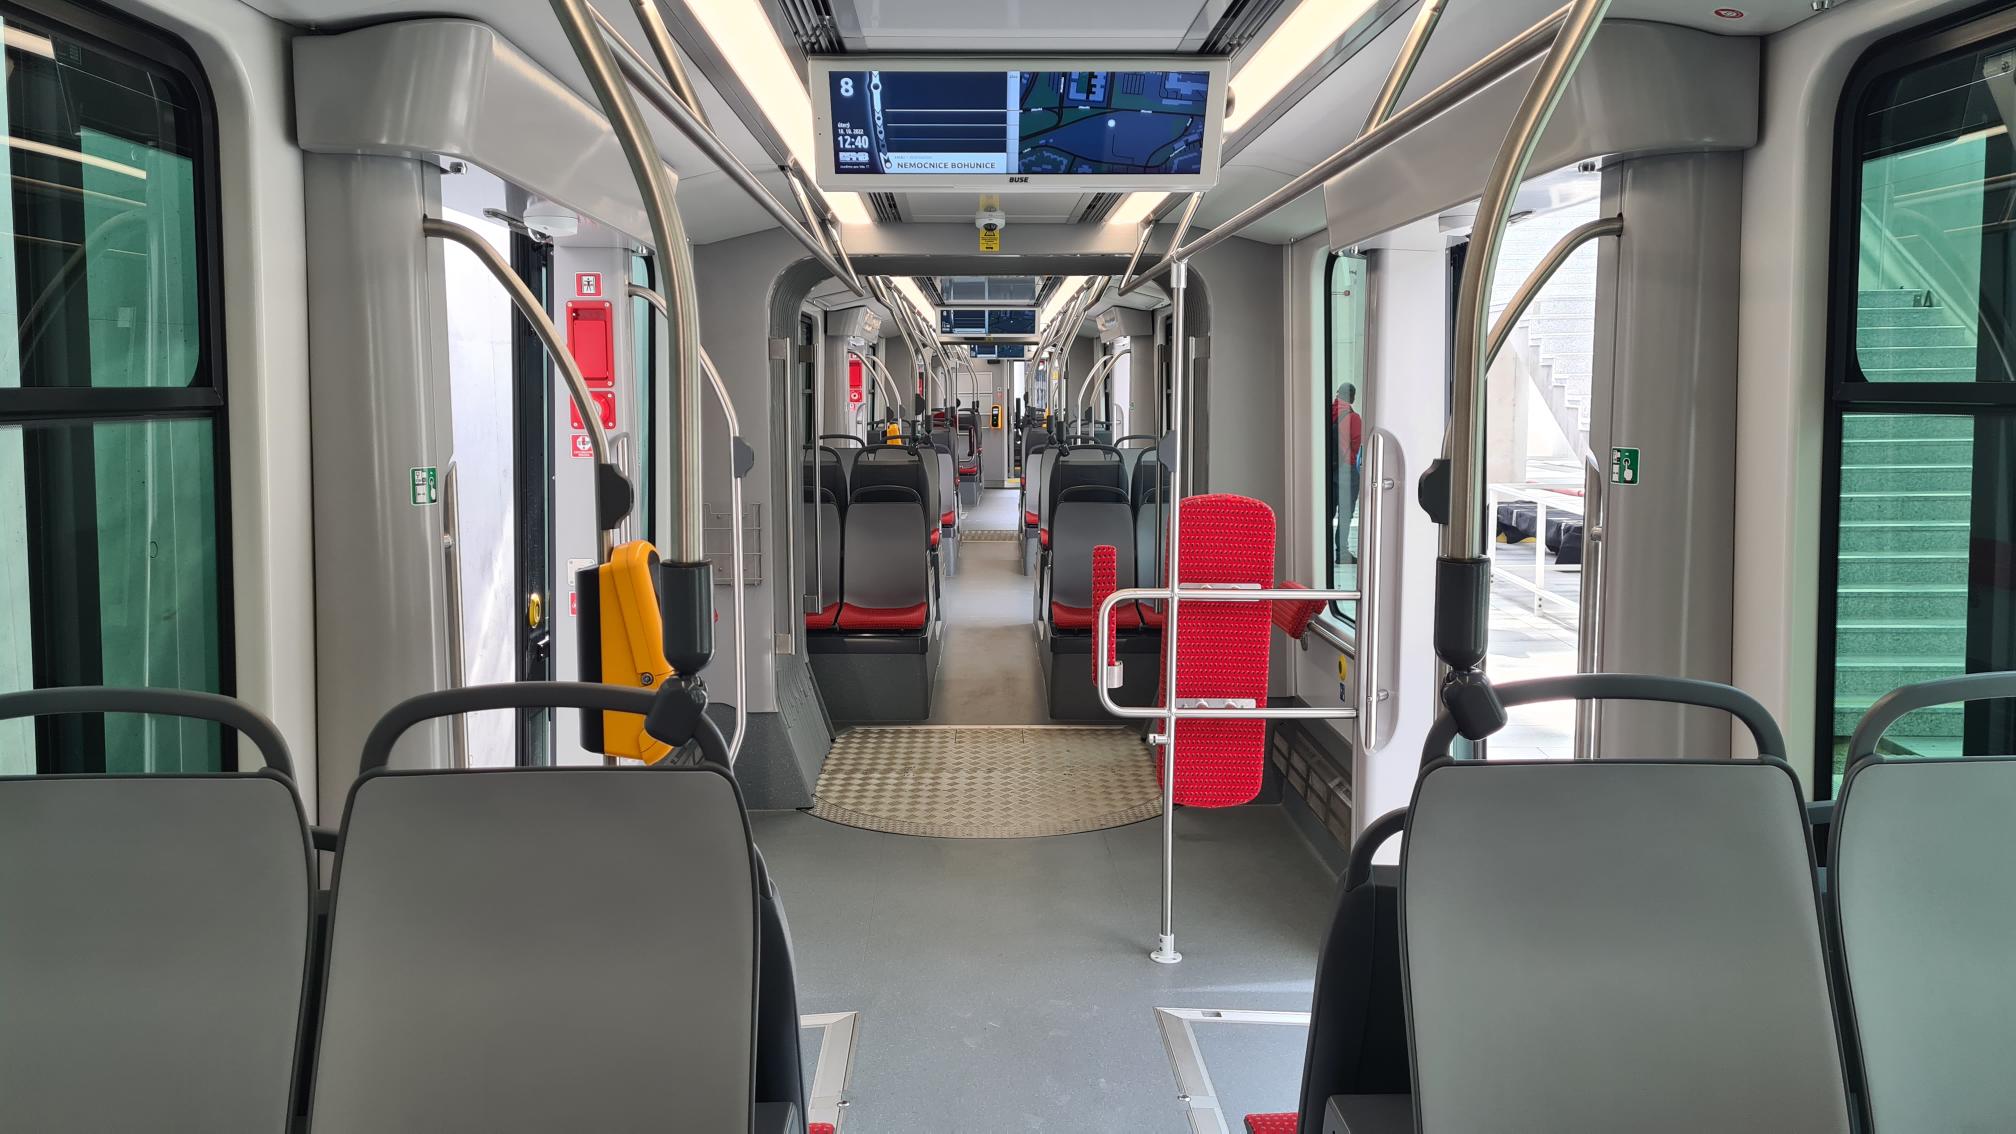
[[1322, 252, 1368, 621], [629, 252, 654, 541], [0, 4, 226, 773], [1824, 15, 2016, 787]]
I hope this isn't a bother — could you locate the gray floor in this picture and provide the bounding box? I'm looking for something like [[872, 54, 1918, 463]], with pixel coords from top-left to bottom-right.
[[755, 806, 1335, 1132], [929, 491, 1049, 725]]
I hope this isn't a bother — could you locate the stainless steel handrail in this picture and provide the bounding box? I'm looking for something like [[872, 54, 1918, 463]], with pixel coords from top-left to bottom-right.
[[1117, 191, 1202, 294], [1073, 352, 1123, 420], [1485, 215, 1621, 368], [1092, 586, 1365, 721], [1444, 0, 1611, 563], [1574, 451, 1605, 759], [440, 459, 469, 768], [628, 0, 710, 132], [1363, 0, 1449, 132], [423, 216, 619, 560], [1119, 2, 1574, 296], [1355, 429, 1392, 760], [582, 4, 867, 299], [633, 284, 748, 763], [548, 0, 703, 563], [850, 348, 902, 420]]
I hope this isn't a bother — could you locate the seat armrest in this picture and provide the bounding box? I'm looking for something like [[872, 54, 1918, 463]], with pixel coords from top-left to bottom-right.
[[752, 1100, 803, 1134], [1324, 1094, 1414, 1134]]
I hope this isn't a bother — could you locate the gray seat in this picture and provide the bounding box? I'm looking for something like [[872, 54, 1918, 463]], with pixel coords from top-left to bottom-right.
[[1402, 674, 1853, 1134], [1048, 488, 1134, 626], [836, 499, 930, 630], [1832, 673, 2016, 1132], [310, 684, 765, 1133], [0, 687, 312, 1133]]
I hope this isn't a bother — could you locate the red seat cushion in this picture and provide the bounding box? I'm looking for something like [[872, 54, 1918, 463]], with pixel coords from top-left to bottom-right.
[[1039, 527, 1049, 549], [809, 1125, 836, 1134], [941, 509, 956, 526], [1051, 601, 1148, 632], [1244, 1114, 1297, 1134], [959, 463, 979, 476], [1139, 604, 1165, 629], [929, 529, 940, 548], [835, 601, 929, 631], [1270, 580, 1325, 641], [1024, 510, 1040, 526], [804, 602, 839, 631]]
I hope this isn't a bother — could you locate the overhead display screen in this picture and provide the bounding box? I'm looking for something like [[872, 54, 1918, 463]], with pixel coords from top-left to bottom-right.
[[811, 57, 1228, 192], [940, 308, 1037, 336], [970, 343, 1028, 360]]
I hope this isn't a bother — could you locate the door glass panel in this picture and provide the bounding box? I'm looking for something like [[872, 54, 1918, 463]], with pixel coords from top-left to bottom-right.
[[1323, 252, 1367, 612], [0, 417, 222, 773]]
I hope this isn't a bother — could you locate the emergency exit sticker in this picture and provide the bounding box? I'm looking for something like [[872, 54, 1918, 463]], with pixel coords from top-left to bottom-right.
[[1610, 446, 1641, 486], [575, 272, 603, 297], [408, 466, 438, 506]]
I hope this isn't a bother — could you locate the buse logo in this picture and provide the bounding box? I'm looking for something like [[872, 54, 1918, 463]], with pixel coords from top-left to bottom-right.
[[1008, 176, 1030, 184]]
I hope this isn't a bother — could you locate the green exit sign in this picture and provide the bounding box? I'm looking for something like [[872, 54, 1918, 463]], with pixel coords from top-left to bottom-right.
[[409, 465, 439, 506], [1611, 446, 1641, 486]]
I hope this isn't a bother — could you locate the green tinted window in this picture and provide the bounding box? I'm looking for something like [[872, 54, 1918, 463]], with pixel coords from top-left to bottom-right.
[[1825, 21, 2016, 785], [0, 5, 225, 773]]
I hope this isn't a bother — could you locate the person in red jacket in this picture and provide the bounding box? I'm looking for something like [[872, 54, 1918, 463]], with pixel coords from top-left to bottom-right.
[[1331, 384, 1362, 562]]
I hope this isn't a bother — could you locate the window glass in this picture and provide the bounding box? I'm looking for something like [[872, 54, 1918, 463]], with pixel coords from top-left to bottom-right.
[[0, 7, 225, 773], [1850, 41, 2014, 384], [7, 15, 205, 388], [1824, 22, 2016, 787], [0, 418, 221, 772], [1323, 252, 1367, 616]]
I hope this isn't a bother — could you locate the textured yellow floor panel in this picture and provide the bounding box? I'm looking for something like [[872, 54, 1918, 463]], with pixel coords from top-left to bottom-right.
[[811, 726, 1160, 838]]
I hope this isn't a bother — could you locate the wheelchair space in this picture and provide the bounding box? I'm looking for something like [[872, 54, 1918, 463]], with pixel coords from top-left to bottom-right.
[[751, 804, 1333, 1132]]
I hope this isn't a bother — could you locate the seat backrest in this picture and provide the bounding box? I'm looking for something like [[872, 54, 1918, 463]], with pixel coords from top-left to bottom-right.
[[0, 687, 312, 1133], [805, 446, 848, 516], [1023, 443, 1054, 521], [936, 451, 957, 522], [1134, 489, 1165, 593], [1131, 447, 1169, 512], [1050, 487, 1134, 608], [1296, 811, 1410, 1128], [1832, 673, 2016, 1132], [1046, 446, 1127, 520], [841, 501, 929, 611], [851, 446, 933, 523], [1403, 756, 1852, 1133], [311, 753, 759, 1131]]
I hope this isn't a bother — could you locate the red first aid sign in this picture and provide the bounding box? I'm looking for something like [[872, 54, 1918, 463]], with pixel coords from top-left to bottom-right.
[[575, 273, 603, 298]]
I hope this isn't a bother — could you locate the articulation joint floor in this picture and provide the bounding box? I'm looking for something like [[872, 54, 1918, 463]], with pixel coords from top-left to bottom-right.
[[811, 725, 1161, 838]]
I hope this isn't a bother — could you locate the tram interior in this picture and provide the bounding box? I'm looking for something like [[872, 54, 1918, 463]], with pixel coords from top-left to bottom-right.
[[5, 0, 2016, 1131]]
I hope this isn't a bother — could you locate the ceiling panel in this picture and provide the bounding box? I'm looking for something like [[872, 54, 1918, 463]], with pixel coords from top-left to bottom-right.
[[831, 0, 1225, 51], [902, 191, 1088, 223]]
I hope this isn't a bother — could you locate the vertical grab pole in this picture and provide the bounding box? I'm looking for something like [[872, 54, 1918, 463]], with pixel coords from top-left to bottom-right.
[[1436, 0, 1611, 733], [1150, 258, 1190, 965]]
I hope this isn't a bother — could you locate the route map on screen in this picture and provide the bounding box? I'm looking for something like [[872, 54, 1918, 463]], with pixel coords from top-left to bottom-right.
[[827, 69, 1213, 178]]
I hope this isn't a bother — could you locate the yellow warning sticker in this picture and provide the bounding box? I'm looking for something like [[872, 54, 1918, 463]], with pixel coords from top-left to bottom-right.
[[979, 228, 1001, 253]]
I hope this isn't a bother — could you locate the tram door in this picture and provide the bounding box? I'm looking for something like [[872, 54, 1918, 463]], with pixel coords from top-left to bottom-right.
[[437, 173, 657, 767]]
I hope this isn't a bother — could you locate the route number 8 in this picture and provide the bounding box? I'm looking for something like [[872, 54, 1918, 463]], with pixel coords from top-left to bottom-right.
[[840, 77, 855, 98]]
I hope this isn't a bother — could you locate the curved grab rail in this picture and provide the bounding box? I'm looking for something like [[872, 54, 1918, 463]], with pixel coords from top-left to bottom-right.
[[0, 686, 296, 780], [1419, 673, 1787, 768], [361, 683, 658, 774], [1344, 807, 1407, 891], [1845, 672, 2016, 770]]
